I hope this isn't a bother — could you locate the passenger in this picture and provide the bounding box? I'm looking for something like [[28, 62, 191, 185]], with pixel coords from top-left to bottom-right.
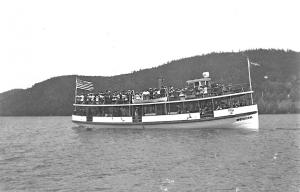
[[168, 86, 174, 100], [179, 90, 185, 100], [112, 93, 117, 104], [77, 95, 84, 104], [200, 107, 207, 115], [177, 104, 182, 114], [84, 95, 88, 104], [234, 102, 240, 108], [87, 93, 93, 104], [122, 91, 126, 103], [108, 92, 113, 104], [95, 94, 99, 104], [125, 91, 130, 104], [186, 86, 194, 97], [134, 108, 139, 120], [160, 87, 166, 97], [149, 88, 154, 99], [118, 92, 123, 104], [135, 93, 141, 100], [216, 85, 222, 95], [154, 88, 160, 99], [168, 86, 174, 95], [93, 94, 96, 104], [142, 90, 150, 100], [174, 89, 181, 99], [129, 90, 134, 103], [203, 86, 208, 95], [104, 92, 108, 104], [92, 94, 95, 103], [100, 93, 105, 104]]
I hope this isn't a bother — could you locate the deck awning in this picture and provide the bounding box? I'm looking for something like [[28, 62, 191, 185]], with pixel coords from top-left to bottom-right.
[[186, 77, 211, 84]]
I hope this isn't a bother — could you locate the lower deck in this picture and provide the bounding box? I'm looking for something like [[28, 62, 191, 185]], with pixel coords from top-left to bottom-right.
[[72, 105, 259, 130]]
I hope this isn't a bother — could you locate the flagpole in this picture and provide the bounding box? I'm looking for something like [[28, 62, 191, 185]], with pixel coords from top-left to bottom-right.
[[247, 57, 254, 105], [74, 76, 78, 104]]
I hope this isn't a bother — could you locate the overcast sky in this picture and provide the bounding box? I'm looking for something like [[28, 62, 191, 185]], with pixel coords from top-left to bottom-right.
[[0, 0, 299, 93]]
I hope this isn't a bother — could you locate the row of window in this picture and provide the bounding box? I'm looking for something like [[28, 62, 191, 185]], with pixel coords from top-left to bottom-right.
[[73, 94, 252, 117]]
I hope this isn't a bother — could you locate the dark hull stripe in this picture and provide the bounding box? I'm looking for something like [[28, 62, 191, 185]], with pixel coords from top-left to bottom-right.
[[72, 111, 257, 126]]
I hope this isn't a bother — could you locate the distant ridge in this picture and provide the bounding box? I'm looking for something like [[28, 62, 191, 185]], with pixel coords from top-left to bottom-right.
[[0, 49, 299, 116]]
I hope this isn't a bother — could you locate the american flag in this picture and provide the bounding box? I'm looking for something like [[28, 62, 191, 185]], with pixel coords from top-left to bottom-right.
[[76, 78, 94, 91]]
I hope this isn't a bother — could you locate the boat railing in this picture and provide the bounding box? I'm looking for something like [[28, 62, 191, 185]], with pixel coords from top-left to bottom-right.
[[74, 83, 251, 105]]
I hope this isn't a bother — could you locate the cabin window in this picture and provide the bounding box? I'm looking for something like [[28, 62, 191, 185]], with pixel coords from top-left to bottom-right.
[[231, 95, 243, 107], [230, 94, 251, 107], [155, 104, 167, 115], [142, 104, 155, 116], [200, 99, 213, 109], [91, 106, 105, 116], [167, 102, 179, 114], [184, 101, 200, 113], [167, 102, 185, 114], [91, 106, 131, 117], [213, 94, 252, 110], [132, 106, 143, 118], [199, 99, 213, 117], [245, 94, 252, 105], [119, 106, 130, 117], [90, 107, 98, 116], [112, 107, 119, 117], [97, 107, 104, 116], [143, 104, 166, 115], [73, 106, 87, 116], [213, 97, 230, 110], [99, 106, 112, 117]]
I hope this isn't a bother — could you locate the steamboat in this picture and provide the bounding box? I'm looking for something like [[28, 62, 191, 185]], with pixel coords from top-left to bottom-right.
[[72, 59, 259, 130]]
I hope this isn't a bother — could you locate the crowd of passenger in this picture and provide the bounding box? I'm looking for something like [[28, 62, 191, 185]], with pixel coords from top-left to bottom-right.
[[75, 83, 246, 105]]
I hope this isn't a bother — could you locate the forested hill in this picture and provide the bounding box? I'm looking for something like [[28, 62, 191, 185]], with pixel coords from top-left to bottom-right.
[[0, 49, 299, 116]]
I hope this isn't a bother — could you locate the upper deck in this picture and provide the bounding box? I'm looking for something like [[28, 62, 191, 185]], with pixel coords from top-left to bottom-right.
[[74, 71, 253, 107], [74, 90, 253, 107]]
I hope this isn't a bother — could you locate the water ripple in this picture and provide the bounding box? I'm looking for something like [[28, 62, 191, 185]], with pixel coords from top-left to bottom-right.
[[0, 115, 299, 191]]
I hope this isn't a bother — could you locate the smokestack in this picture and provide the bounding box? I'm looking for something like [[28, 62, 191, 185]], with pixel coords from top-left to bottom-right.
[[158, 78, 164, 88]]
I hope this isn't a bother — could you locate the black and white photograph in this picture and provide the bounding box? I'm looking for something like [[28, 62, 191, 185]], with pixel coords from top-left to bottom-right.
[[0, 0, 299, 191]]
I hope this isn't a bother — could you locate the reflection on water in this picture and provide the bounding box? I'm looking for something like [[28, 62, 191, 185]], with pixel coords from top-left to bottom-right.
[[0, 115, 299, 192]]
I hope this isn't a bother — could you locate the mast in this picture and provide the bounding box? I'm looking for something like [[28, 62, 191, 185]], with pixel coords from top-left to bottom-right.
[[247, 57, 254, 105]]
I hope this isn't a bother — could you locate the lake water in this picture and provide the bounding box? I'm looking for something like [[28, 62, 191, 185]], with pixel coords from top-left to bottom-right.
[[0, 114, 299, 192]]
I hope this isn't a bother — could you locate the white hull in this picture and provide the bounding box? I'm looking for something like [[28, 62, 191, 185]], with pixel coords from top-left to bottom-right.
[[72, 105, 259, 131]]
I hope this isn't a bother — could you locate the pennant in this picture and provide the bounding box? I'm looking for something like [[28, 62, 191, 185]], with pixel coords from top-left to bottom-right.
[[250, 62, 261, 66]]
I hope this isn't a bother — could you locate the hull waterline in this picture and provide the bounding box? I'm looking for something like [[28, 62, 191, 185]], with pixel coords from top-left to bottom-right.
[[72, 111, 259, 131]]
